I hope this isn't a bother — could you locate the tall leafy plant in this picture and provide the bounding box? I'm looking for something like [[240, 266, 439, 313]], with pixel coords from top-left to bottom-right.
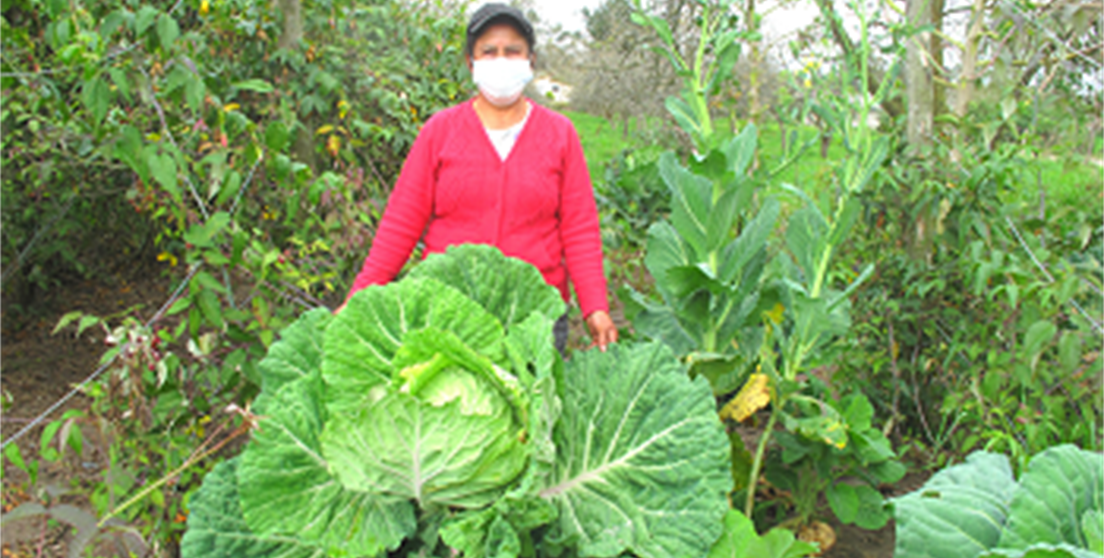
[[626, 0, 904, 535], [622, 127, 777, 394], [739, 0, 900, 524]]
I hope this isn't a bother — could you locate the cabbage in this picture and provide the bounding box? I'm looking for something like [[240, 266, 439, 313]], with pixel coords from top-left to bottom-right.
[[180, 245, 731, 558], [892, 445, 1103, 558]]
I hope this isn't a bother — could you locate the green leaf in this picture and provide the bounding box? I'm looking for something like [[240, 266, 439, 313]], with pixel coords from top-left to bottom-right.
[[323, 278, 504, 413], [265, 122, 290, 153], [156, 13, 179, 50], [705, 187, 742, 255], [197, 289, 223, 329], [665, 96, 703, 145], [644, 220, 693, 303], [185, 73, 205, 114], [149, 151, 181, 203], [52, 311, 85, 334], [979, 544, 1102, 558], [708, 509, 757, 557], [722, 124, 758, 177], [441, 510, 523, 558], [851, 484, 891, 530], [108, 67, 131, 101], [892, 451, 1017, 558], [659, 151, 712, 256], [239, 378, 415, 556], [233, 79, 275, 93], [538, 342, 730, 558], [82, 76, 111, 125], [718, 196, 779, 285], [827, 483, 860, 524], [321, 389, 526, 509], [215, 171, 243, 207], [1058, 332, 1083, 373], [842, 394, 874, 431], [1022, 320, 1057, 365], [76, 315, 101, 338], [257, 308, 332, 393], [4, 442, 27, 473], [709, 509, 819, 558], [180, 458, 328, 558], [115, 126, 146, 181], [408, 244, 565, 329], [998, 445, 1103, 551], [1083, 510, 1103, 554], [134, 6, 159, 37], [785, 204, 829, 287]]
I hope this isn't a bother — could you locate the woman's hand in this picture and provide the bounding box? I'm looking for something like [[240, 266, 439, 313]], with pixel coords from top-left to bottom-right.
[[585, 310, 618, 352]]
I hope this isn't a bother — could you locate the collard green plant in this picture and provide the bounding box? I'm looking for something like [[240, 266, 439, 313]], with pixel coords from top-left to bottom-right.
[[181, 245, 731, 558], [621, 125, 777, 395], [892, 445, 1104, 558]]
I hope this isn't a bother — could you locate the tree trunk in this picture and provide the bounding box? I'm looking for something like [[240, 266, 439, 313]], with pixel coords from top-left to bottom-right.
[[931, 0, 946, 118], [906, 0, 933, 152], [955, 0, 987, 118], [278, 0, 317, 171], [277, 0, 303, 50]]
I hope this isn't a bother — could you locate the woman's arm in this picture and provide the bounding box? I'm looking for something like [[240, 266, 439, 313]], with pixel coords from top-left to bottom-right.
[[558, 122, 618, 350]]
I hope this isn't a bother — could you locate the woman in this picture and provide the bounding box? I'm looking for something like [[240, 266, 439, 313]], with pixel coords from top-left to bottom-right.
[[343, 3, 618, 353]]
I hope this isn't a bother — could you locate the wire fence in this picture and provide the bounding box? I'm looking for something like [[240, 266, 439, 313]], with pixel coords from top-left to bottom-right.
[[1, 262, 202, 451], [1, 75, 267, 449]]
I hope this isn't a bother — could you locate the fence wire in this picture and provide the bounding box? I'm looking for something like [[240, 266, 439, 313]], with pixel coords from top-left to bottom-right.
[[1, 262, 202, 451]]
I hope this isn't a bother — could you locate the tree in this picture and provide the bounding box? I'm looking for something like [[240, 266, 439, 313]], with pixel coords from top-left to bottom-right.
[[906, 0, 934, 151], [569, 0, 688, 135]]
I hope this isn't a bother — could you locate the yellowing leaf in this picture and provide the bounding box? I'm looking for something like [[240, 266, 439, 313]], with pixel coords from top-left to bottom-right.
[[199, 0, 209, 16], [326, 134, 340, 157], [223, 103, 240, 112], [157, 252, 178, 266], [764, 303, 785, 324], [315, 124, 334, 136], [337, 100, 350, 119], [719, 373, 770, 423]]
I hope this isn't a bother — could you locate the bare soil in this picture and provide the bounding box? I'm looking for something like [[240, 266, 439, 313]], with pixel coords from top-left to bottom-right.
[[2, 272, 173, 558]]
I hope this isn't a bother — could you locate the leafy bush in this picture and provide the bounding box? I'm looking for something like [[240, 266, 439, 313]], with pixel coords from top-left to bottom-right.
[[892, 444, 1103, 558], [181, 245, 732, 558]]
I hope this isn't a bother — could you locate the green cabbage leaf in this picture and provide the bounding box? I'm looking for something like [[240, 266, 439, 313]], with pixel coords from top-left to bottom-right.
[[182, 246, 731, 558], [893, 445, 1103, 558]]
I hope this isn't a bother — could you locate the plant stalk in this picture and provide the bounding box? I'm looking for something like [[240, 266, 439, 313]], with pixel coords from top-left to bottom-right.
[[745, 399, 780, 518], [96, 420, 250, 528]]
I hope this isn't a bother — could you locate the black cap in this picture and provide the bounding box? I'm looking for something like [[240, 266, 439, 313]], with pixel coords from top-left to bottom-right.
[[466, 3, 535, 56]]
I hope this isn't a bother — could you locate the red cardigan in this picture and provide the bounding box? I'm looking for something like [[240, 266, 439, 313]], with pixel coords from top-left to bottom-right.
[[346, 99, 609, 316]]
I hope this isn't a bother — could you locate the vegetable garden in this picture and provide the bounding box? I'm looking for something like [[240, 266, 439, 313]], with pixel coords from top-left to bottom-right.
[[1, 0, 1101, 557]]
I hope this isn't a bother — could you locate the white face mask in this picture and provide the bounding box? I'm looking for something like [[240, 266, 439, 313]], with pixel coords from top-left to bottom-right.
[[472, 58, 533, 107]]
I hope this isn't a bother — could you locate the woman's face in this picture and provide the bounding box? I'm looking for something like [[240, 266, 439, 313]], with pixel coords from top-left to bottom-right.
[[470, 23, 531, 61]]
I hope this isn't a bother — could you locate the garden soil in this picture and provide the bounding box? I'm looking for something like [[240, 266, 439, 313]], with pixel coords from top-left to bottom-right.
[[3, 273, 903, 557]]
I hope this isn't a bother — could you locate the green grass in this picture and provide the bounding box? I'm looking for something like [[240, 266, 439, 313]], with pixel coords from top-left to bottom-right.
[[1022, 156, 1103, 212], [563, 111, 637, 180], [567, 110, 1101, 218]]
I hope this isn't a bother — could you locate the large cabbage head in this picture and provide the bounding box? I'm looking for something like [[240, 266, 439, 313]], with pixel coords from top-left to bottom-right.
[[315, 246, 566, 508]]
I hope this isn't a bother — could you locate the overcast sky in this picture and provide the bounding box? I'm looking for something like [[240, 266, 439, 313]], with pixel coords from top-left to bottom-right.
[[533, 0, 821, 52], [534, 0, 594, 33]]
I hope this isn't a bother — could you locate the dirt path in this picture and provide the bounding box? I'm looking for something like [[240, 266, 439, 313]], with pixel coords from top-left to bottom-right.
[[2, 272, 173, 557]]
